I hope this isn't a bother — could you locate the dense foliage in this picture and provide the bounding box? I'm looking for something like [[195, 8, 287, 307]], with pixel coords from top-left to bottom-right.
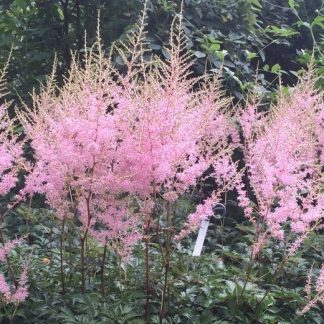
[[0, 0, 323, 100]]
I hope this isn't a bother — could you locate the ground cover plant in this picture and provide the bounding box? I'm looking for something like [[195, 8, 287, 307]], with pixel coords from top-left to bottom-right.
[[0, 4, 323, 324]]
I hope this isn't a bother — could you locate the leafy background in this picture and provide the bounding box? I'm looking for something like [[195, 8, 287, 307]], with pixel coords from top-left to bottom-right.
[[0, 0, 323, 102], [0, 0, 323, 323]]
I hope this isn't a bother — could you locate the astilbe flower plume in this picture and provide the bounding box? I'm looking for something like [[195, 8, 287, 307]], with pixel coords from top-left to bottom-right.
[[113, 16, 240, 237], [300, 264, 324, 314], [18, 12, 238, 255], [0, 66, 25, 196], [0, 65, 28, 304], [239, 69, 324, 256], [0, 240, 28, 304], [18, 54, 140, 256]]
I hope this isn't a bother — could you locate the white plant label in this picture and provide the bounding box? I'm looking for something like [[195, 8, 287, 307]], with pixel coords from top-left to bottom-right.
[[192, 217, 211, 256], [192, 203, 226, 256]]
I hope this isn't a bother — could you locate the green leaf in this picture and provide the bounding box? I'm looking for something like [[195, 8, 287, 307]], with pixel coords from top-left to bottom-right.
[[271, 63, 281, 74], [250, 0, 262, 9], [311, 15, 324, 28], [263, 64, 269, 71], [245, 50, 257, 61], [53, 5, 64, 20], [210, 43, 221, 52], [288, 0, 295, 10], [14, 0, 27, 10], [268, 25, 299, 37], [215, 50, 228, 61]]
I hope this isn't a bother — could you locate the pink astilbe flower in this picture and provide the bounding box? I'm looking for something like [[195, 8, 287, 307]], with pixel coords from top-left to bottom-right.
[[252, 232, 267, 257], [0, 65, 28, 305], [111, 17, 239, 239], [19, 13, 238, 254], [0, 238, 23, 262], [315, 101, 324, 163], [0, 241, 28, 304], [18, 63, 142, 256], [0, 273, 10, 296], [239, 69, 324, 253], [10, 265, 28, 303], [300, 264, 324, 314], [0, 67, 25, 197]]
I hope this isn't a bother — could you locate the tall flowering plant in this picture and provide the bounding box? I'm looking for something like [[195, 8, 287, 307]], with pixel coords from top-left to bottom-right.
[[0, 65, 28, 306], [112, 15, 240, 318], [18, 10, 239, 316], [239, 71, 323, 250], [238, 69, 324, 311]]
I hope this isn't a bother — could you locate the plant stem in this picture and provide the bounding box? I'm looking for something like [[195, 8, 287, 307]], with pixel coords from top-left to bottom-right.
[[25, 199, 31, 244], [81, 195, 92, 293], [240, 247, 254, 300], [220, 191, 228, 257], [159, 202, 173, 322], [160, 262, 169, 324], [144, 214, 151, 322], [80, 236, 86, 293], [49, 228, 53, 260], [100, 242, 108, 296], [60, 216, 66, 294], [255, 256, 287, 308], [255, 223, 319, 310], [153, 186, 165, 264], [239, 217, 263, 301], [10, 304, 18, 324]]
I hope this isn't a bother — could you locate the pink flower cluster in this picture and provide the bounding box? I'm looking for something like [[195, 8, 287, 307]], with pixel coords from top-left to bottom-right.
[[0, 67, 28, 304], [239, 72, 324, 250], [0, 238, 22, 262], [18, 23, 238, 253], [0, 62, 25, 195], [0, 240, 28, 304], [0, 103, 24, 196], [300, 264, 324, 314]]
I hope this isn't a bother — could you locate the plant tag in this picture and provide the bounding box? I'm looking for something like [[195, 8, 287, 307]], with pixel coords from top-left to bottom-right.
[[192, 203, 226, 256], [192, 217, 210, 256]]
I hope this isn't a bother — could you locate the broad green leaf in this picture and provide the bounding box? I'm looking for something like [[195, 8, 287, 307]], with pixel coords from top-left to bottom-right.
[[210, 43, 221, 52], [271, 63, 281, 74], [215, 50, 228, 61], [245, 50, 257, 60]]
